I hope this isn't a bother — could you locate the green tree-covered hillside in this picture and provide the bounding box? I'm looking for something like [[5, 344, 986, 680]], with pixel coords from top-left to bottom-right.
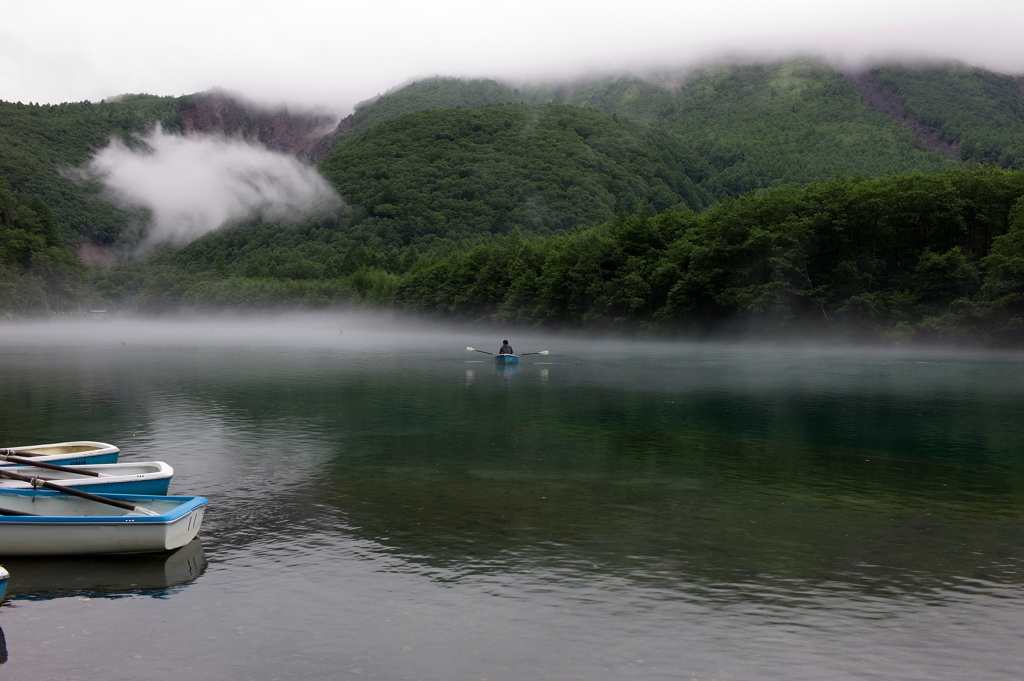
[[876, 64, 1024, 168], [0, 171, 84, 315], [338, 78, 527, 143], [319, 104, 714, 241], [5, 59, 1024, 251], [0, 95, 183, 245], [666, 61, 957, 195]]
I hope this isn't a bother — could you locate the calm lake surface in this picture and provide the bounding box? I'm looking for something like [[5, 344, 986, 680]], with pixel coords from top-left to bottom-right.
[[0, 317, 1023, 680]]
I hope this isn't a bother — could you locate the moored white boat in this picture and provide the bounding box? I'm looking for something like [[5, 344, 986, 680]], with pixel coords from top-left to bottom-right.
[[0, 461, 173, 495], [0, 490, 207, 556], [1, 441, 119, 466]]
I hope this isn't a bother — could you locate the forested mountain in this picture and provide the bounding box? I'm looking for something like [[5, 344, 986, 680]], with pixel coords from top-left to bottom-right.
[[4, 58, 1024, 345], [319, 103, 714, 242], [338, 75, 679, 142], [336, 78, 527, 142], [3, 59, 1023, 250], [665, 62, 957, 194]]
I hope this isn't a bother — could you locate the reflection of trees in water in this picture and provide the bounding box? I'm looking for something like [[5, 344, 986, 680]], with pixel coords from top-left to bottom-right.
[[316, 441, 1024, 602], [0, 350, 154, 448], [131, 352, 1024, 597]]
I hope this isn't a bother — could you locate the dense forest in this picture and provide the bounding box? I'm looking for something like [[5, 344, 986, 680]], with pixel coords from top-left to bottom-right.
[[89, 167, 1024, 345], [0, 171, 83, 316], [3, 59, 1024, 344], [0, 95, 182, 244], [320, 103, 714, 241]]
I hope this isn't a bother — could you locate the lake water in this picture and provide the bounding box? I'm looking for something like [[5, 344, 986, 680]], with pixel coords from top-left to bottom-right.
[[0, 317, 1023, 681]]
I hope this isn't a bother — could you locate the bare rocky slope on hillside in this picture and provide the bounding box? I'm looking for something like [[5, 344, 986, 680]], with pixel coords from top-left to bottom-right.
[[842, 70, 960, 158], [179, 91, 347, 162]]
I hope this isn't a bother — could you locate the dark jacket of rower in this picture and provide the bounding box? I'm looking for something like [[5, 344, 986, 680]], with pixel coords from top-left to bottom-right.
[[498, 341, 514, 354]]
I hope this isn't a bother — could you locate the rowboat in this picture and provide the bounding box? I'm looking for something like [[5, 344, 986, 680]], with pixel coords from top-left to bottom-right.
[[0, 461, 173, 495], [0, 539, 206, 599], [1, 441, 119, 466], [495, 353, 519, 365], [0, 490, 207, 556], [0, 566, 7, 602]]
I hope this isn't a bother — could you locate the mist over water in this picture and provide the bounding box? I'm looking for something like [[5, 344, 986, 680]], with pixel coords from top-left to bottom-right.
[[81, 128, 342, 249], [0, 317, 1022, 680]]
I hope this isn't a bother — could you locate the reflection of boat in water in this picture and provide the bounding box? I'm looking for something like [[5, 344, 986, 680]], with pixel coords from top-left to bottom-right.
[[0, 441, 119, 466], [494, 362, 519, 377], [1, 538, 206, 600]]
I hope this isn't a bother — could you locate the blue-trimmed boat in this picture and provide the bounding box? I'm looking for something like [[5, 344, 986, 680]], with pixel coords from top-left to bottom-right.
[[1, 441, 119, 466], [0, 565, 7, 602], [495, 353, 519, 365], [0, 461, 173, 495], [0, 490, 207, 556]]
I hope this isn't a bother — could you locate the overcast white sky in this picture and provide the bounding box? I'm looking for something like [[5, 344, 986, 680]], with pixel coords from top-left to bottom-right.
[[1, 0, 1023, 114]]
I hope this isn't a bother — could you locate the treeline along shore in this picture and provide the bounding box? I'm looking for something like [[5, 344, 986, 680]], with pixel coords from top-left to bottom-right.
[[87, 166, 1024, 345]]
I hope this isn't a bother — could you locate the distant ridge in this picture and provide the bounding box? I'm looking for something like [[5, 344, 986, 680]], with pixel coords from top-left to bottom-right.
[[3, 58, 1024, 248]]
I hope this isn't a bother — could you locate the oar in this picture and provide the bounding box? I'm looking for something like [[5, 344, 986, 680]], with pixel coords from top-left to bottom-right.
[[466, 346, 494, 356], [0, 506, 38, 516], [0, 468, 159, 516], [520, 351, 550, 356], [0, 450, 104, 477]]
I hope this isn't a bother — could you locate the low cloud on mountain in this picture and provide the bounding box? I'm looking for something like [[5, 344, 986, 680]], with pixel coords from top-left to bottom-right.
[[82, 126, 342, 249]]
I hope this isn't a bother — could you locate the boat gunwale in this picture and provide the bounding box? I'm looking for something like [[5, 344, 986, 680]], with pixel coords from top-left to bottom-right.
[[0, 491, 207, 524], [4, 441, 119, 456], [0, 461, 173, 478]]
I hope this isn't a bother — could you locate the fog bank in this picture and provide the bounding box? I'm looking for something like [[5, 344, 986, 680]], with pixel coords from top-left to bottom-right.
[[82, 127, 342, 249]]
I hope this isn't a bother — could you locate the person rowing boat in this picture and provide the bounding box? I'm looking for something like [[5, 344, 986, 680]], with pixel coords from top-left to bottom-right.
[[466, 346, 547, 358]]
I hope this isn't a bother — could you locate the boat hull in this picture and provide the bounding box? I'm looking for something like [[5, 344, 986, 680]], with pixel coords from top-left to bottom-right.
[[0, 566, 7, 602], [0, 462, 173, 495], [0, 491, 207, 556], [1, 441, 119, 466], [495, 354, 519, 364]]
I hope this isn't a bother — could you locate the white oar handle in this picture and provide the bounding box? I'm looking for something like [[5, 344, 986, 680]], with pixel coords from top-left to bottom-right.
[[130, 506, 161, 517]]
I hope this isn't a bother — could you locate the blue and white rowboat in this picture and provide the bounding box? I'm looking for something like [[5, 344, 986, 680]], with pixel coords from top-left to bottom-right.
[[1, 441, 119, 466], [0, 461, 173, 495], [495, 354, 519, 365], [0, 490, 207, 556], [0, 565, 8, 602]]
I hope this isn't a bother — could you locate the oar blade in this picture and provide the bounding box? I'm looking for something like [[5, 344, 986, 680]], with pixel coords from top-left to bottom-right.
[[466, 347, 475, 352], [131, 505, 161, 517], [539, 350, 549, 355]]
